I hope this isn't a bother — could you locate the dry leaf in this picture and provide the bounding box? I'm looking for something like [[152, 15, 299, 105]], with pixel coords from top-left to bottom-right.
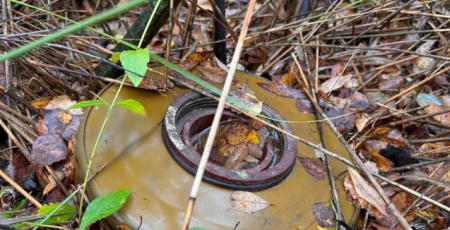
[[31, 135, 68, 167], [196, 66, 232, 84], [230, 91, 263, 114], [368, 152, 392, 172], [312, 203, 336, 228], [257, 82, 305, 99], [33, 119, 49, 136], [297, 157, 327, 180], [230, 191, 270, 214], [224, 123, 250, 145], [348, 167, 388, 215], [422, 103, 450, 125], [295, 99, 313, 114], [44, 109, 72, 135], [245, 129, 259, 144], [379, 76, 404, 90], [30, 97, 52, 110], [280, 73, 297, 87], [43, 175, 57, 195], [319, 74, 352, 93], [45, 95, 83, 115], [391, 192, 415, 221]]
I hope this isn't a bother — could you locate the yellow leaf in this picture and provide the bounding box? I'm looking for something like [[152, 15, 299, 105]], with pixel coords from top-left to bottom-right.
[[317, 227, 326, 230], [246, 129, 259, 144]]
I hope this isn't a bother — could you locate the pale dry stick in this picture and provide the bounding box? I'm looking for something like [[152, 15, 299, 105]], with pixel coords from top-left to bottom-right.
[[0, 101, 33, 124], [0, 119, 43, 208], [0, 168, 43, 208], [299, 89, 411, 229], [291, 53, 309, 89], [383, 9, 450, 20], [181, 0, 257, 229]]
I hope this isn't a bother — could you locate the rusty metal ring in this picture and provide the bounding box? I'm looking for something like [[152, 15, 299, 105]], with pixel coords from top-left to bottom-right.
[[162, 91, 297, 191]]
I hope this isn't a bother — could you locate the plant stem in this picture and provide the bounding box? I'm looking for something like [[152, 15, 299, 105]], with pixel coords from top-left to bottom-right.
[[33, 189, 78, 230], [138, 0, 162, 48], [25, 222, 69, 230], [1, 0, 147, 63], [78, 76, 127, 218]]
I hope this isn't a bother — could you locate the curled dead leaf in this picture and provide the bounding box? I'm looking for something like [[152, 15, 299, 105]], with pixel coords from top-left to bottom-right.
[[347, 168, 388, 216], [230, 191, 270, 214]]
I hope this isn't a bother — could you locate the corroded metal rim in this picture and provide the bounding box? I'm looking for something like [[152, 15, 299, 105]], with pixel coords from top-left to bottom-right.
[[162, 91, 297, 191]]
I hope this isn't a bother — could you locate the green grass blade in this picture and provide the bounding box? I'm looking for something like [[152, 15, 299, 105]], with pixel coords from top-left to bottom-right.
[[0, 0, 147, 63]]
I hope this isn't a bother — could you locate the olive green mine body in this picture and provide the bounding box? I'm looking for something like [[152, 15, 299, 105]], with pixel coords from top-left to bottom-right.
[[76, 66, 357, 229]]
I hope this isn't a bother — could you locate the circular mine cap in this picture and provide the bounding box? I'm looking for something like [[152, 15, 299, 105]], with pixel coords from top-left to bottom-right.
[[163, 91, 297, 191]]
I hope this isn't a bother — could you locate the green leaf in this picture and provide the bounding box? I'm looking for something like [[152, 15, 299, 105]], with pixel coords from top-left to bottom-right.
[[189, 228, 206, 230], [417, 93, 442, 106], [109, 52, 121, 63], [66, 100, 108, 110], [236, 172, 248, 179], [120, 49, 150, 87], [4, 199, 27, 218], [116, 99, 146, 115], [79, 189, 133, 230], [37, 203, 76, 224]]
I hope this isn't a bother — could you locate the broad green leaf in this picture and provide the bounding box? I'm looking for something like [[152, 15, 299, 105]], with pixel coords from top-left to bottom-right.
[[4, 199, 27, 218], [120, 49, 150, 87], [116, 99, 146, 115], [37, 203, 76, 224], [66, 100, 107, 110], [79, 189, 133, 230], [109, 52, 121, 63]]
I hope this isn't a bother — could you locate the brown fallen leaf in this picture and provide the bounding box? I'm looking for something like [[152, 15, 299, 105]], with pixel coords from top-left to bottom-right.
[[230, 91, 263, 114], [44, 109, 72, 135], [31, 135, 68, 167], [43, 174, 57, 195], [348, 167, 388, 215], [297, 157, 327, 180], [368, 152, 392, 172], [422, 103, 450, 125], [45, 95, 83, 115], [33, 119, 49, 136], [379, 76, 404, 90], [312, 203, 336, 228], [319, 74, 353, 94], [257, 82, 305, 99], [295, 99, 313, 114], [30, 97, 52, 110], [391, 192, 415, 221], [280, 73, 297, 87], [230, 191, 270, 214], [196, 66, 232, 84], [224, 123, 250, 145]]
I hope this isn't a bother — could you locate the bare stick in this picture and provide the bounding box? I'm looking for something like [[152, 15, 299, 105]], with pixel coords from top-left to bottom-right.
[[181, 0, 257, 229]]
